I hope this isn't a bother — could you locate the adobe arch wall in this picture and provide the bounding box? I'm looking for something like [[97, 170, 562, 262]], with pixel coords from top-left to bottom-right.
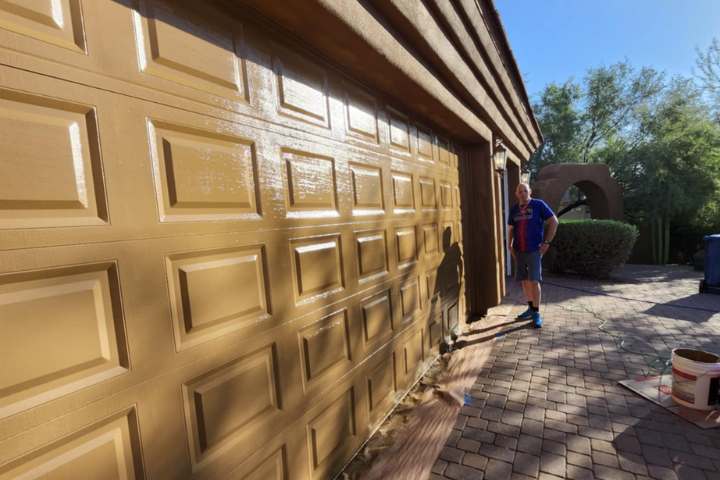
[[532, 164, 624, 220]]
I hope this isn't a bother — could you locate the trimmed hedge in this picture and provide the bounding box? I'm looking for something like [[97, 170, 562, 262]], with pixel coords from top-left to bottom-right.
[[547, 220, 639, 278]]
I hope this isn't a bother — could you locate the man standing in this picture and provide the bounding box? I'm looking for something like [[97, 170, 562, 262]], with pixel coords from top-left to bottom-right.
[[507, 183, 559, 328]]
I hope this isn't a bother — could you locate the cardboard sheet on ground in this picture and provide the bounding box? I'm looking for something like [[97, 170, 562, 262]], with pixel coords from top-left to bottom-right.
[[619, 375, 720, 429]]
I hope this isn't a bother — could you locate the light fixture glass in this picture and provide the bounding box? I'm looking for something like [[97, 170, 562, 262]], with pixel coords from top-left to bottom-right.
[[493, 141, 507, 172]]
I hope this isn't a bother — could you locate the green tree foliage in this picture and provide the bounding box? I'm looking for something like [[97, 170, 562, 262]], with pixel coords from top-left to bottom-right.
[[696, 37, 720, 118], [602, 80, 720, 263], [534, 62, 720, 264], [581, 64, 664, 162], [532, 81, 582, 169], [532, 62, 663, 171]]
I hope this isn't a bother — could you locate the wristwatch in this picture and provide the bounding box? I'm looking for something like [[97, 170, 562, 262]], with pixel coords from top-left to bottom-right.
[[542, 241, 552, 245]]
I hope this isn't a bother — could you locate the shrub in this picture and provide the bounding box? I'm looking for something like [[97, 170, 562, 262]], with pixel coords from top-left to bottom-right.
[[547, 220, 639, 278]]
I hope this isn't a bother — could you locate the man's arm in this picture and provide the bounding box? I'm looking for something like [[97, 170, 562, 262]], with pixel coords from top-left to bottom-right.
[[544, 215, 559, 243], [539, 215, 559, 256]]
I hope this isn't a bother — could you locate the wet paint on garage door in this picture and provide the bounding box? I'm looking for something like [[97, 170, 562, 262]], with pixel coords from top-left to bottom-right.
[[0, 1, 464, 478]]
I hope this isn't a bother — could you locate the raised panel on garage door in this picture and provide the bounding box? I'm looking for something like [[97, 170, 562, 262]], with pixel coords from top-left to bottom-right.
[[166, 246, 271, 351], [0, 89, 108, 228], [132, 0, 247, 101], [0, 0, 85, 52], [147, 120, 260, 222], [0, 408, 144, 479], [183, 345, 281, 465], [0, 263, 128, 419]]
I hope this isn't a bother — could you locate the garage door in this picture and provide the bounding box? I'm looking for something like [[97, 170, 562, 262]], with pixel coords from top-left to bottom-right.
[[0, 1, 464, 478]]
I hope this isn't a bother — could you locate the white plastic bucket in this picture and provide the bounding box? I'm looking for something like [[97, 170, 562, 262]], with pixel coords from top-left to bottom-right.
[[671, 348, 720, 410]]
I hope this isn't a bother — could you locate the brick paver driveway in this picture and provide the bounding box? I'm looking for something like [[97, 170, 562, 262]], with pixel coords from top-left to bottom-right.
[[433, 265, 720, 480]]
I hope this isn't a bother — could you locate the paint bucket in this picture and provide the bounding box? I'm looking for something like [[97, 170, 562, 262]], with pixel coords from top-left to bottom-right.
[[671, 348, 720, 410]]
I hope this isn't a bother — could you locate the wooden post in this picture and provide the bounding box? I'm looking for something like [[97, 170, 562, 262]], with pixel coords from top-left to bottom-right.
[[507, 161, 520, 200], [506, 161, 520, 281], [492, 172, 505, 297], [459, 142, 503, 317]]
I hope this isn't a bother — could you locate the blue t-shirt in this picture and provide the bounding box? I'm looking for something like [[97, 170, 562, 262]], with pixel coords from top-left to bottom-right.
[[508, 199, 554, 252]]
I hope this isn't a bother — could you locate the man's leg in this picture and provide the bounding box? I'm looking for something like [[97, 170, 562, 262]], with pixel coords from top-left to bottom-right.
[[523, 280, 534, 309], [528, 281, 541, 309], [528, 251, 543, 328], [516, 257, 534, 319]]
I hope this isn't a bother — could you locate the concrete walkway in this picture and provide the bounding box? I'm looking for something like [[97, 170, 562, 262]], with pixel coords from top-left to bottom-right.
[[432, 265, 720, 480]]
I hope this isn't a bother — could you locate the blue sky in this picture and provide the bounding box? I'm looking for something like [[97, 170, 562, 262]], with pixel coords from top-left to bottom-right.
[[494, 0, 720, 101]]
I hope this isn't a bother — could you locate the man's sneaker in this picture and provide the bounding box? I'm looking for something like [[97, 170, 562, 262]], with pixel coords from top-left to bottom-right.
[[531, 311, 543, 329], [516, 307, 533, 320]]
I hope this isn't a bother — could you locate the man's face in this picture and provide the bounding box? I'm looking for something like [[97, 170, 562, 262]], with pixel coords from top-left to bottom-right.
[[516, 185, 531, 204]]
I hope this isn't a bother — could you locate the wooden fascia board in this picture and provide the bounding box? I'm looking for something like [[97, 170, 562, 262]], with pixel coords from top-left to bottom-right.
[[479, 0, 543, 141], [438, 0, 539, 147], [375, 0, 532, 158], [456, 0, 542, 145]]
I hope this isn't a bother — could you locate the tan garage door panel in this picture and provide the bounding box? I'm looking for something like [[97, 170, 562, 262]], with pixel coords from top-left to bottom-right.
[[0, 1, 464, 479]]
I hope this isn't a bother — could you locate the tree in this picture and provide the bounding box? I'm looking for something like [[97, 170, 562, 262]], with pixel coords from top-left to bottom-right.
[[696, 37, 720, 118], [609, 79, 720, 263], [534, 60, 720, 264], [532, 61, 664, 171], [581, 64, 664, 161], [532, 81, 582, 171]]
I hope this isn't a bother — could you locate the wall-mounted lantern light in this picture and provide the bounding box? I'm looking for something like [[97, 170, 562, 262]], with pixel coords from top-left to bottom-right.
[[493, 140, 507, 172], [520, 170, 531, 184]]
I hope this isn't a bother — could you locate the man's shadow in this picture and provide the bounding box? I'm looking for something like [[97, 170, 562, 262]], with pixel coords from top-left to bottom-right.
[[432, 227, 534, 352], [433, 227, 463, 352]]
